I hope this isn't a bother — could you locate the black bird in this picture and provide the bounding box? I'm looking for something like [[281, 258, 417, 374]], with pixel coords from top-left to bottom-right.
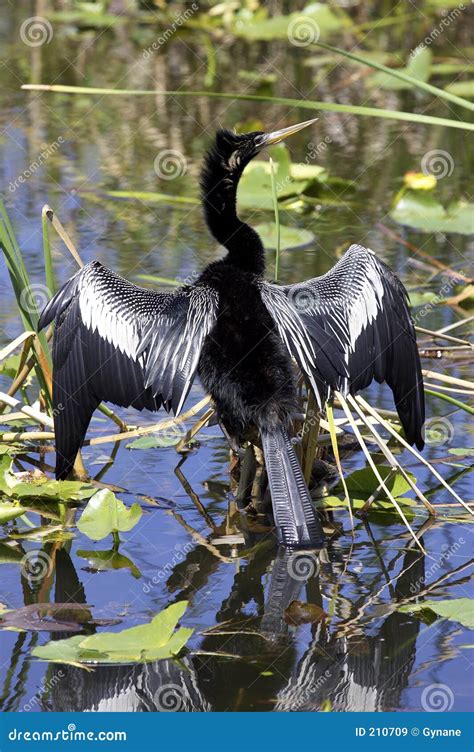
[[38, 119, 425, 548]]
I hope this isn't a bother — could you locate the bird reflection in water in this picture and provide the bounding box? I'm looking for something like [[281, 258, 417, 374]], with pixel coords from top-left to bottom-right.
[[40, 521, 425, 713]]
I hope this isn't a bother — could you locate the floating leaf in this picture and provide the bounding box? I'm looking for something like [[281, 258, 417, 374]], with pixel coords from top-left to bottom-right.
[[344, 465, 416, 499], [391, 193, 474, 234], [77, 489, 142, 542], [448, 448, 474, 457], [126, 433, 182, 450], [284, 600, 328, 625], [254, 222, 315, 251], [399, 598, 474, 628], [32, 602, 193, 665], [0, 456, 95, 501]]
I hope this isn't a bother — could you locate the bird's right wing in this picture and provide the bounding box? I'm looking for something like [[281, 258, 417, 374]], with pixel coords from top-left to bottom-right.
[[39, 261, 218, 477]]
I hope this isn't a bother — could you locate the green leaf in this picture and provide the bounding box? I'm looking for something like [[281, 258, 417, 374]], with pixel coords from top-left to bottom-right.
[[445, 80, 474, 99], [0, 501, 24, 524], [399, 598, 474, 628], [370, 47, 432, 90], [233, 3, 342, 41], [448, 448, 474, 457], [391, 193, 474, 235], [77, 489, 142, 541], [344, 465, 416, 499], [0, 456, 95, 501], [126, 434, 182, 450], [32, 602, 193, 665], [254, 223, 315, 251]]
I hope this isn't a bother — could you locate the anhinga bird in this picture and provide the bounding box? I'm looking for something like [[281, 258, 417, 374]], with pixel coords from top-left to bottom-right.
[[39, 118, 425, 549]]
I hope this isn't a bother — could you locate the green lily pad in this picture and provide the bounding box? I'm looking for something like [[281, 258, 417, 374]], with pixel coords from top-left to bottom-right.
[[77, 489, 142, 542], [0, 456, 95, 502], [32, 601, 193, 665], [345, 465, 416, 499], [369, 46, 432, 90], [254, 222, 315, 251], [391, 193, 474, 234], [126, 433, 183, 450], [399, 598, 474, 629]]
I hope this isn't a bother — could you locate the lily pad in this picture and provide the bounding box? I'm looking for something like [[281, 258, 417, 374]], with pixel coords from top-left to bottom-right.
[[254, 222, 315, 251], [77, 489, 142, 542], [345, 465, 416, 499], [0, 456, 95, 502], [32, 601, 193, 665], [399, 598, 474, 629], [126, 433, 183, 450], [391, 193, 474, 235]]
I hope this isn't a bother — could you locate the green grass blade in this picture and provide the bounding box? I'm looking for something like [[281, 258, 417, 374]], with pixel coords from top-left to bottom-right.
[[21, 85, 474, 132], [314, 41, 474, 112], [42, 206, 55, 295], [424, 388, 474, 414], [269, 157, 280, 282]]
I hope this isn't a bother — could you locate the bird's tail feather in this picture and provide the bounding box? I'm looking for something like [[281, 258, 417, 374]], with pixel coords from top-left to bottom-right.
[[261, 425, 324, 548]]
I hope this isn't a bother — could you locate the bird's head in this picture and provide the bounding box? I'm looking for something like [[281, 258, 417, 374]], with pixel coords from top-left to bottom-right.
[[206, 118, 318, 178]]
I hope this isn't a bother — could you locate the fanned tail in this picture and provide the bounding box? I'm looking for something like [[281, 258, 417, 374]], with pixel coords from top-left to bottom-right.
[[261, 425, 324, 548]]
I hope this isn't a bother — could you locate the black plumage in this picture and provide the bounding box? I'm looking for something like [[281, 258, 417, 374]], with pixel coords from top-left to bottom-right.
[[39, 119, 425, 548]]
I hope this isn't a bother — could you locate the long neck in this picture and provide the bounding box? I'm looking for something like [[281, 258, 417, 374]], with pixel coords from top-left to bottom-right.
[[200, 149, 265, 275]]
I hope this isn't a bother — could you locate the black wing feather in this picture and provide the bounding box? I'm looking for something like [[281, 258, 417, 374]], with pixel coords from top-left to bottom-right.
[[261, 244, 425, 449], [39, 261, 217, 478]]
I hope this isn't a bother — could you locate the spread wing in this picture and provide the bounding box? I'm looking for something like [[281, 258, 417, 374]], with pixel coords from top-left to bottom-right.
[[39, 261, 218, 477], [260, 244, 425, 449]]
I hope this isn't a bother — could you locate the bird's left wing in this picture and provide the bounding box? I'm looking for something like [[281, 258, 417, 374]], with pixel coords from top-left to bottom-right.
[[260, 244, 425, 449]]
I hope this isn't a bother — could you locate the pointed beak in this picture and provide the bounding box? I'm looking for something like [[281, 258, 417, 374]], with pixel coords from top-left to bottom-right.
[[255, 117, 318, 148]]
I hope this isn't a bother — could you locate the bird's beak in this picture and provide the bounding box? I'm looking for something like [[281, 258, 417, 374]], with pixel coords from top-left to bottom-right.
[[256, 117, 318, 148]]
